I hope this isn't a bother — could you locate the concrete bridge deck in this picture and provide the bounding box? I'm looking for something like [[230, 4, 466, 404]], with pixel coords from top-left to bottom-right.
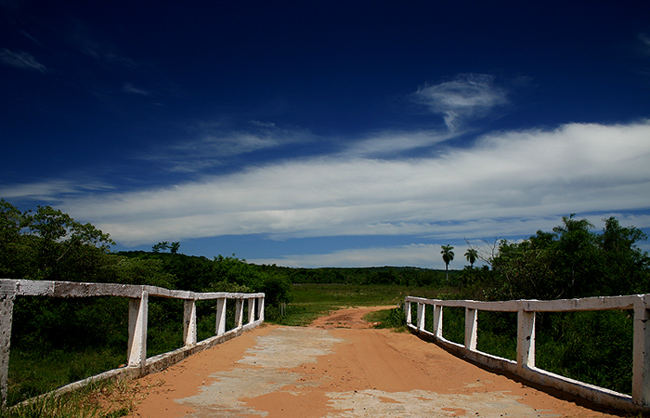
[[124, 307, 616, 417]]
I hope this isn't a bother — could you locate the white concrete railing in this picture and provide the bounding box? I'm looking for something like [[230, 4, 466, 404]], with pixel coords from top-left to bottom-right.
[[404, 294, 650, 412], [0, 278, 265, 405]]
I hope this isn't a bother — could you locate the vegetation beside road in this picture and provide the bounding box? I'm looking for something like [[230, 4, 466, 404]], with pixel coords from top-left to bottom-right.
[[1, 199, 649, 411]]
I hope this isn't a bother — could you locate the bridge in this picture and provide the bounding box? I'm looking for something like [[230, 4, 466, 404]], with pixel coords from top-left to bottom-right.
[[1, 279, 648, 416]]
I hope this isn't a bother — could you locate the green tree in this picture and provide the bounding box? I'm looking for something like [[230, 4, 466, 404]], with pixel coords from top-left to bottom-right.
[[487, 214, 650, 300], [152, 241, 170, 253], [464, 248, 478, 268], [0, 201, 115, 281], [441, 245, 455, 281], [598, 217, 650, 294], [170, 241, 180, 254]]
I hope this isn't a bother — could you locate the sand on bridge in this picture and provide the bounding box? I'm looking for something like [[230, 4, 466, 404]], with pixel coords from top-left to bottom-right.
[[123, 306, 617, 417]]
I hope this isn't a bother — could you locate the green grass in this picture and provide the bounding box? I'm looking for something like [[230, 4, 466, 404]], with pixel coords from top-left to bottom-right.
[[535, 310, 633, 395], [2, 378, 133, 418], [7, 348, 125, 407], [362, 307, 407, 331], [269, 283, 458, 326]]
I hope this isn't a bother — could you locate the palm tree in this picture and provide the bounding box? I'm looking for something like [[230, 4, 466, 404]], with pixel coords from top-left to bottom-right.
[[441, 245, 455, 281], [465, 248, 478, 268]]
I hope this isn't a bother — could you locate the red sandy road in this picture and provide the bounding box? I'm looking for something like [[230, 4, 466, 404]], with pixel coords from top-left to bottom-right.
[[126, 306, 617, 417]]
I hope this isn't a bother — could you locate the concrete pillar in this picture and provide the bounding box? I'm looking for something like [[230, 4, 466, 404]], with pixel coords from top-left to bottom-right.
[[416, 303, 426, 331], [0, 291, 15, 406], [127, 291, 148, 368], [247, 298, 255, 324], [235, 299, 244, 328], [405, 301, 412, 325], [633, 302, 650, 406], [517, 310, 536, 370], [216, 298, 227, 336], [433, 305, 443, 339], [257, 297, 265, 322], [464, 308, 478, 351], [183, 299, 197, 346]]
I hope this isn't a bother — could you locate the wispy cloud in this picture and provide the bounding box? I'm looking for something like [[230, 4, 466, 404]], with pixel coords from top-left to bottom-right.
[[249, 243, 441, 268], [413, 73, 507, 131], [249, 242, 491, 269], [20, 30, 42, 46], [53, 120, 650, 246], [640, 33, 650, 54], [141, 122, 314, 173], [345, 129, 458, 157], [0, 48, 46, 73], [122, 82, 150, 96], [0, 180, 112, 201], [69, 21, 138, 69]]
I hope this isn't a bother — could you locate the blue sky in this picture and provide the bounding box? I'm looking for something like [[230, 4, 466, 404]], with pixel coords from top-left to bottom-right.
[[2, 1, 650, 269]]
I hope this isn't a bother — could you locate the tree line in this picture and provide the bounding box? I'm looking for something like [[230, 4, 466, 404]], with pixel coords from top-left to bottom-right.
[[457, 214, 650, 300]]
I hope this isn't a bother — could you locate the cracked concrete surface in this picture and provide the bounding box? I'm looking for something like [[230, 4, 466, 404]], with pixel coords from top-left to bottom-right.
[[129, 307, 615, 417]]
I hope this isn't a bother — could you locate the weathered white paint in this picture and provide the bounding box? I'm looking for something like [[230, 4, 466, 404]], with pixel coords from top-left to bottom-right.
[[0, 278, 264, 406], [433, 305, 443, 338], [405, 294, 640, 312], [257, 296, 265, 322], [464, 308, 477, 351], [517, 310, 536, 370], [183, 300, 197, 347], [632, 302, 650, 406], [416, 303, 425, 331], [7, 279, 263, 300], [404, 301, 412, 324], [247, 298, 255, 325], [216, 298, 227, 336], [0, 292, 14, 406], [405, 293, 650, 413], [235, 299, 244, 328], [127, 291, 148, 368]]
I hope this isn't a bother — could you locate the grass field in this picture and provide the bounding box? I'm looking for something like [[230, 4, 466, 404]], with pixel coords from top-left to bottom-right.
[[271, 283, 459, 326]]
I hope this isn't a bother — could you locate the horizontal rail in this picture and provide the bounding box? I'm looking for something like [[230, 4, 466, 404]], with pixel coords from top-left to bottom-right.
[[405, 294, 643, 312], [404, 293, 650, 413], [0, 278, 265, 407], [0, 279, 264, 300]]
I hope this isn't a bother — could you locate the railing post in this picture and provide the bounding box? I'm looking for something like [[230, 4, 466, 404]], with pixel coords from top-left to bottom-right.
[[517, 309, 536, 370], [0, 284, 16, 407], [247, 298, 255, 324], [416, 303, 426, 331], [216, 298, 227, 336], [235, 299, 244, 328], [405, 301, 412, 325], [632, 298, 650, 406], [127, 290, 148, 368], [433, 305, 443, 338], [464, 308, 478, 351], [183, 299, 197, 347], [257, 296, 265, 322]]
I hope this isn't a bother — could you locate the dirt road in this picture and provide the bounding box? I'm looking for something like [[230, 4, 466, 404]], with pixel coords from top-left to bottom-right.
[[126, 306, 616, 417]]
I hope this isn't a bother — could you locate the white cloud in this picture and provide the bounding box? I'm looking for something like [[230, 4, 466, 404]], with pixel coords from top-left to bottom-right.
[[640, 33, 650, 52], [248, 242, 487, 269], [0, 180, 112, 201], [142, 124, 314, 172], [53, 120, 650, 246], [413, 73, 507, 131], [345, 129, 458, 157], [0, 48, 46, 73], [122, 82, 150, 96]]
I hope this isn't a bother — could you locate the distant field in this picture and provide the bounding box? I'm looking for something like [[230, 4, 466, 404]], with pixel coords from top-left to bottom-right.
[[271, 283, 459, 326]]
